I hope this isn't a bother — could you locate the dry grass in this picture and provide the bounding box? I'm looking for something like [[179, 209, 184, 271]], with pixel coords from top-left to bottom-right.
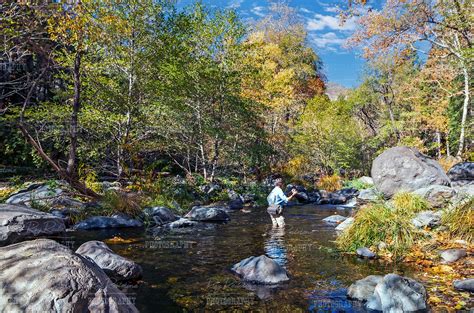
[[100, 190, 143, 217], [317, 174, 342, 192], [442, 197, 474, 243], [336, 203, 420, 259], [392, 191, 430, 214]]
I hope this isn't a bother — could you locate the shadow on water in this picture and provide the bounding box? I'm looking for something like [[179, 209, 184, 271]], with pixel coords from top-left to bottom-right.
[[65, 204, 412, 312]]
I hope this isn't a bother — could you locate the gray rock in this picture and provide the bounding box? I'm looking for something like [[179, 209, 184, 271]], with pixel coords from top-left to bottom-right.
[[0, 239, 138, 312], [0, 204, 65, 246], [453, 279, 474, 292], [166, 217, 198, 229], [413, 185, 456, 207], [228, 198, 244, 210], [347, 275, 383, 301], [371, 146, 450, 198], [6, 183, 63, 206], [231, 255, 289, 284], [76, 241, 142, 281], [74, 214, 143, 230], [143, 206, 178, 226], [366, 274, 427, 312], [185, 206, 230, 222], [358, 176, 374, 185], [411, 210, 442, 228], [335, 217, 354, 232], [356, 247, 377, 259], [447, 162, 474, 183], [439, 249, 467, 263], [322, 215, 347, 224], [358, 188, 379, 202], [453, 184, 474, 198]]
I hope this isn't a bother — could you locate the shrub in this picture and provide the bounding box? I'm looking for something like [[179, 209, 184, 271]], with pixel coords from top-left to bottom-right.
[[392, 192, 430, 214], [442, 197, 474, 243], [0, 187, 14, 202], [343, 178, 373, 190], [100, 190, 143, 217], [317, 174, 342, 192], [336, 203, 421, 259]]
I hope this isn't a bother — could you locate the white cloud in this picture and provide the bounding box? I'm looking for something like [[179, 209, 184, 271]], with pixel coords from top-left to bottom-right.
[[324, 6, 340, 13], [306, 14, 356, 31], [310, 32, 347, 50], [251, 5, 266, 17], [228, 0, 244, 9], [299, 7, 313, 14]]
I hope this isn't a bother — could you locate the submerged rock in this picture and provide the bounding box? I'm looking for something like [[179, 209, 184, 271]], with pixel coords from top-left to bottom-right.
[[411, 210, 442, 228], [347, 275, 383, 301], [322, 215, 347, 224], [439, 249, 467, 263], [366, 274, 427, 312], [185, 206, 230, 222], [356, 247, 376, 259], [231, 255, 289, 284], [74, 214, 143, 230], [453, 279, 474, 292], [335, 217, 354, 232], [413, 185, 456, 207], [0, 204, 65, 246], [76, 240, 142, 281], [371, 146, 450, 198], [0, 239, 138, 312]]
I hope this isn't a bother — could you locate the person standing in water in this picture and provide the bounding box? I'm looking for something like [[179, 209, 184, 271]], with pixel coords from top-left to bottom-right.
[[266, 178, 297, 227]]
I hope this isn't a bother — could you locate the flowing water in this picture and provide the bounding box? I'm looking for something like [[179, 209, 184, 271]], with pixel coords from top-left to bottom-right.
[[69, 204, 412, 312]]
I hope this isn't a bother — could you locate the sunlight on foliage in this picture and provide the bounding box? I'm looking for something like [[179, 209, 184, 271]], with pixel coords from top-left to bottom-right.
[[317, 174, 342, 192], [392, 192, 430, 215], [337, 203, 421, 259], [100, 190, 143, 217], [442, 197, 474, 243]]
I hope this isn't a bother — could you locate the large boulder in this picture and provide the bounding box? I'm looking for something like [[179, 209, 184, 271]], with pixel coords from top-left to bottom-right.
[[0, 204, 65, 246], [6, 183, 63, 206], [231, 255, 289, 284], [413, 185, 456, 207], [447, 162, 474, 186], [371, 146, 450, 198], [0, 239, 138, 312], [74, 213, 143, 230], [185, 206, 230, 222], [76, 241, 142, 281], [366, 274, 427, 312], [347, 275, 383, 301]]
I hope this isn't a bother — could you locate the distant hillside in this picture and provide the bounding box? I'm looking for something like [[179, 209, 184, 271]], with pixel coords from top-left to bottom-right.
[[325, 82, 350, 101]]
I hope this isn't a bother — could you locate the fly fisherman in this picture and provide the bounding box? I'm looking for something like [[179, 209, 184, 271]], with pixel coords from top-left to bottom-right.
[[266, 178, 297, 227]]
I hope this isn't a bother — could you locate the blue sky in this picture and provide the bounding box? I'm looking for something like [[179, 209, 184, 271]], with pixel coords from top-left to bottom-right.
[[177, 0, 374, 88]]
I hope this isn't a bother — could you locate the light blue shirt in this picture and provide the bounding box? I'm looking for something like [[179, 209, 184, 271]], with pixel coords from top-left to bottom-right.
[[267, 186, 289, 206]]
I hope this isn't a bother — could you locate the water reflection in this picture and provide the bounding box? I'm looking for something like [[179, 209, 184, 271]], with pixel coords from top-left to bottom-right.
[[264, 226, 287, 268]]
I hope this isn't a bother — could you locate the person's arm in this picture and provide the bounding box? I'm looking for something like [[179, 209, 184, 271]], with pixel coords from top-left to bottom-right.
[[287, 189, 298, 201]]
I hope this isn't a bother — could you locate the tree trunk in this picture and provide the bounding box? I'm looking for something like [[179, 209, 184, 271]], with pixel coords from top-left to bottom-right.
[[67, 51, 81, 176], [456, 65, 470, 157]]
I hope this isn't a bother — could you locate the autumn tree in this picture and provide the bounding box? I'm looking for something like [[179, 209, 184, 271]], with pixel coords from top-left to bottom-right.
[[241, 3, 325, 170], [348, 0, 472, 157]]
